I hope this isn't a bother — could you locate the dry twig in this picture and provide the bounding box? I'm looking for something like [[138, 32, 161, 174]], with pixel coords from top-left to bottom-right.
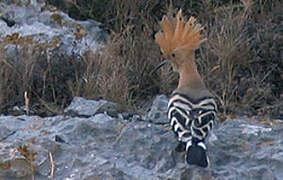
[[49, 152, 55, 178]]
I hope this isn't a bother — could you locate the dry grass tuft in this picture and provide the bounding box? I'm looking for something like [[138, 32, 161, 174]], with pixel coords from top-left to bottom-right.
[[68, 37, 132, 107], [0, 34, 79, 115], [203, 2, 252, 114], [0, 0, 281, 118]]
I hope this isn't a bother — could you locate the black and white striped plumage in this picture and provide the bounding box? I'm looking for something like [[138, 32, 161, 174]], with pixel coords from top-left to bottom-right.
[[168, 92, 217, 167]]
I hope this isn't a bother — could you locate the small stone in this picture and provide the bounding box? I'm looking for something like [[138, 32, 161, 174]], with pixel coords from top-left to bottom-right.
[[147, 95, 169, 124]]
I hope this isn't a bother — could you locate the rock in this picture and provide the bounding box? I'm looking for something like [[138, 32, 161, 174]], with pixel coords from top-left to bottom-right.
[[64, 97, 119, 117], [0, 96, 282, 180], [0, 0, 105, 57], [208, 117, 283, 179], [0, 125, 15, 141], [147, 95, 169, 124]]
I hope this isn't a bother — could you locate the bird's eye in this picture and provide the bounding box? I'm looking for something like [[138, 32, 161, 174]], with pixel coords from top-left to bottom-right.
[[172, 53, 175, 58]]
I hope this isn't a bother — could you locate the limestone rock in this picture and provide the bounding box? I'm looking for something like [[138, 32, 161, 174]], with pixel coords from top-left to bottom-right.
[[0, 0, 104, 57], [147, 95, 169, 124], [64, 97, 119, 117], [0, 96, 282, 180]]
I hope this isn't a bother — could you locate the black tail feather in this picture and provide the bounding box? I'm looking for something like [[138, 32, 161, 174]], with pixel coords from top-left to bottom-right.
[[186, 141, 209, 168]]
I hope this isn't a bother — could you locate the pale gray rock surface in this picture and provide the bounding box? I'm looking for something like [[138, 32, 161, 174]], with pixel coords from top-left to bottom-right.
[[147, 94, 169, 124], [0, 0, 104, 56], [0, 95, 282, 180], [64, 97, 119, 117]]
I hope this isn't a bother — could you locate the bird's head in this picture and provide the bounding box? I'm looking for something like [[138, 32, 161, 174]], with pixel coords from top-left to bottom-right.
[[155, 9, 205, 72]]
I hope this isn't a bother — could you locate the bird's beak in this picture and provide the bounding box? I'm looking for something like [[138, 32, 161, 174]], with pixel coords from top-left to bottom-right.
[[151, 59, 170, 74]]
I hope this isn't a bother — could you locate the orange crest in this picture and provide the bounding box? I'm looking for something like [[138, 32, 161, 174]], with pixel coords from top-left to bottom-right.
[[155, 10, 205, 59]]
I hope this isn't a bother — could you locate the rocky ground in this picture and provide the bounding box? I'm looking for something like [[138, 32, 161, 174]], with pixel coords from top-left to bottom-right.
[[0, 0, 104, 57], [0, 96, 282, 180]]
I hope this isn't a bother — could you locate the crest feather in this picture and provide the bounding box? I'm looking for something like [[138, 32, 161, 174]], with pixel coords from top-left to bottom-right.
[[173, 10, 184, 44], [155, 9, 205, 58], [155, 31, 168, 54], [161, 16, 174, 42]]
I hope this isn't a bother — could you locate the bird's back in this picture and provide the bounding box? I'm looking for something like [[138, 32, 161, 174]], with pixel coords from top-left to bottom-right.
[[168, 91, 217, 167]]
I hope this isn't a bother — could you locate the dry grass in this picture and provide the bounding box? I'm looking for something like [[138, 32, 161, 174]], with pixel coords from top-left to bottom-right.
[[201, 1, 252, 114], [0, 0, 281, 118], [0, 34, 77, 115], [67, 37, 132, 107], [191, 0, 281, 117]]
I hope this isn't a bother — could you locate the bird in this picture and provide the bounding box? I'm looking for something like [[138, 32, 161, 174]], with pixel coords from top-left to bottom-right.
[[154, 9, 217, 168]]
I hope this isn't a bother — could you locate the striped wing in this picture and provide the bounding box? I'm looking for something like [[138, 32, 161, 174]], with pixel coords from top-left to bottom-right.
[[167, 93, 217, 143]]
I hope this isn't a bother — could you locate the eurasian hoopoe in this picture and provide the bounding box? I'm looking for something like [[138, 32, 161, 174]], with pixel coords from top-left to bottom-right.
[[155, 9, 217, 168]]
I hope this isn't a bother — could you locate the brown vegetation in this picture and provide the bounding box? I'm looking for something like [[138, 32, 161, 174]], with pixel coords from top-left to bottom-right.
[[0, 0, 281, 118]]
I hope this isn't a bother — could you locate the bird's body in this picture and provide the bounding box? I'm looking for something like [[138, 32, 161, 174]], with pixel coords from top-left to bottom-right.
[[155, 8, 218, 167], [168, 91, 217, 167]]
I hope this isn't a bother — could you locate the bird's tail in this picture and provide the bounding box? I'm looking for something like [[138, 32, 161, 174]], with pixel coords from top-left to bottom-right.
[[185, 140, 209, 168]]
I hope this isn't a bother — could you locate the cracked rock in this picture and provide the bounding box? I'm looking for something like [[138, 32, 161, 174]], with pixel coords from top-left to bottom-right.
[[0, 96, 282, 180]]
